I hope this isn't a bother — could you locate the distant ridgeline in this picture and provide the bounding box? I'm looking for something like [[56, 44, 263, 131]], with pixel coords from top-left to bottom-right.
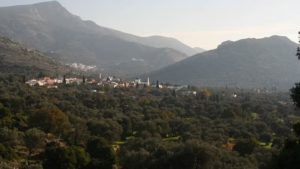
[[146, 36, 300, 90], [0, 1, 203, 77]]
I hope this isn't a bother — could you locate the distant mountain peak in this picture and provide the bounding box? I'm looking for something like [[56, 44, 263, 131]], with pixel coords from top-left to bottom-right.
[[267, 35, 292, 42], [7, 1, 64, 10], [34, 1, 60, 6], [217, 40, 234, 48], [0, 0, 72, 19], [147, 35, 299, 90], [217, 35, 294, 49], [269, 35, 289, 39], [0, 1, 196, 76], [32, 1, 69, 13]]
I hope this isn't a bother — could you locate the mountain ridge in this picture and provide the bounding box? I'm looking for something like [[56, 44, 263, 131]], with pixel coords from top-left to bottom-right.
[[0, 1, 200, 76], [146, 35, 300, 90]]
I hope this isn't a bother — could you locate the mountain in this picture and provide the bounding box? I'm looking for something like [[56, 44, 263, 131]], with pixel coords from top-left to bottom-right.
[[0, 36, 70, 76], [0, 1, 194, 76], [146, 36, 300, 90], [193, 47, 206, 53], [116, 35, 202, 56]]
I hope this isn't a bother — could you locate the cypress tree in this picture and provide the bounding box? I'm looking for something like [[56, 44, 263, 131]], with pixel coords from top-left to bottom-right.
[[63, 75, 66, 84]]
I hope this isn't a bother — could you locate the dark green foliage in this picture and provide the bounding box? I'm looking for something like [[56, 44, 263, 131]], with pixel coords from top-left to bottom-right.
[[43, 144, 90, 169], [259, 133, 272, 143], [0, 76, 298, 168], [29, 108, 71, 136], [290, 82, 300, 108], [87, 120, 123, 141], [20, 163, 43, 169], [233, 139, 257, 156], [169, 142, 214, 169], [293, 123, 300, 137], [24, 128, 46, 155], [269, 140, 300, 169], [63, 75, 66, 84], [0, 128, 23, 147], [268, 80, 300, 169], [0, 143, 17, 160], [86, 138, 115, 169], [82, 76, 86, 84]]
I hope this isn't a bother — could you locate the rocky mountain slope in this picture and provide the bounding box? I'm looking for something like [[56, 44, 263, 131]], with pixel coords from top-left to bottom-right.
[[0, 36, 70, 77]]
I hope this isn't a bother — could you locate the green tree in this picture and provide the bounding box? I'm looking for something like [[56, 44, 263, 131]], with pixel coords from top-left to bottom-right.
[[270, 63, 300, 168], [290, 83, 300, 108], [293, 123, 300, 137], [43, 144, 90, 169], [0, 104, 13, 128], [0, 143, 17, 160], [82, 76, 86, 84], [0, 127, 23, 146], [233, 139, 257, 156], [29, 108, 71, 136], [269, 126, 300, 169], [170, 142, 214, 169], [24, 128, 46, 156], [63, 75, 66, 84], [86, 138, 115, 169]]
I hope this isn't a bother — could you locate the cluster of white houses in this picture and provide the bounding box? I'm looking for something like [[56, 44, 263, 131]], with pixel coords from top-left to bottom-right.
[[26, 75, 164, 89], [25, 75, 198, 95]]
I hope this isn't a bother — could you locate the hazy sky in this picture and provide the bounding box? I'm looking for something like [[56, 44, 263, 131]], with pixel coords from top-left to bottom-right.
[[0, 0, 299, 49]]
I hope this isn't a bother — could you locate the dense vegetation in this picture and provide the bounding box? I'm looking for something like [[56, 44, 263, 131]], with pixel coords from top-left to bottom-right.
[[267, 83, 300, 169], [0, 74, 299, 169]]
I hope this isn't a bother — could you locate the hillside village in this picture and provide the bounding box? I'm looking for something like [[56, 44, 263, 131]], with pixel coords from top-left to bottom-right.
[[25, 74, 280, 98], [25, 75, 198, 96]]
